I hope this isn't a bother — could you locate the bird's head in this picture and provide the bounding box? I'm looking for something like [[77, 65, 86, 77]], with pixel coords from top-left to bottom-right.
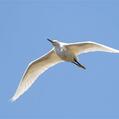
[[47, 38, 60, 47]]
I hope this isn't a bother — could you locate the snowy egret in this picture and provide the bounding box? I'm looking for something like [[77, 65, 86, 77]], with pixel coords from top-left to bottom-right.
[[11, 39, 119, 101]]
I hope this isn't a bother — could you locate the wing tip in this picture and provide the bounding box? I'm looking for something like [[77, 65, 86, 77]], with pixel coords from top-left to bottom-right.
[[10, 95, 19, 102], [10, 97, 16, 102], [110, 49, 119, 53]]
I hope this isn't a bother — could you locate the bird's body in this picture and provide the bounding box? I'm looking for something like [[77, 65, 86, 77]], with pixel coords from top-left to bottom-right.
[[54, 43, 76, 62], [11, 39, 119, 102]]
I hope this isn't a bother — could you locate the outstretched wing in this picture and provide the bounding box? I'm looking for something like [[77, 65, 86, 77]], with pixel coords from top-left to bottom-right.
[[65, 41, 119, 55], [11, 49, 62, 102]]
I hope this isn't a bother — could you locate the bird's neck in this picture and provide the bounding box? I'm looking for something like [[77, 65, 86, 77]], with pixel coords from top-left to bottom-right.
[[54, 45, 61, 50], [54, 44, 64, 54]]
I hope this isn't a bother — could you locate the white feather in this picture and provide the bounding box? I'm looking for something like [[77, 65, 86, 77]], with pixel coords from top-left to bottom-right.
[[65, 41, 119, 55], [11, 49, 62, 102], [11, 40, 119, 102]]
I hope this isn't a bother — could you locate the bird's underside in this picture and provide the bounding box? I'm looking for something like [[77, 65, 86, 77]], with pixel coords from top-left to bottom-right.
[[11, 41, 119, 102]]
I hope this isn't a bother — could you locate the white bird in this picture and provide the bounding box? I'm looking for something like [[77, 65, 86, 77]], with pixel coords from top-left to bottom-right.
[[11, 39, 119, 102]]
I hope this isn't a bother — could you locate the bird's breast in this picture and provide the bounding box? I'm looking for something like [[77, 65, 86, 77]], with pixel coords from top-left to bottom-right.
[[55, 47, 75, 62], [55, 47, 63, 56]]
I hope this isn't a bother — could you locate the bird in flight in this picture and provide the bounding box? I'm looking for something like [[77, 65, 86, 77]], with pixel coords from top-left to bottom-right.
[[11, 39, 119, 102]]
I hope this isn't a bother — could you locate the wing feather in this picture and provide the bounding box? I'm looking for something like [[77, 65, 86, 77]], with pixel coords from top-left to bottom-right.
[[65, 41, 119, 55], [11, 49, 62, 102]]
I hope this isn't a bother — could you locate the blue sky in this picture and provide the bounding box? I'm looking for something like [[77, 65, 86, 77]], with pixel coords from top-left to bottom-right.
[[0, 0, 119, 118]]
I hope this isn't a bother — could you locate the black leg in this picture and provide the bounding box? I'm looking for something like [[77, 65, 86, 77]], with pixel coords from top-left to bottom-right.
[[72, 59, 86, 70]]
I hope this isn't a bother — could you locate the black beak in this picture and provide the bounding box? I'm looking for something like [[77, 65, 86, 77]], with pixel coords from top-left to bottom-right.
[[47, 38, 54, 43]]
